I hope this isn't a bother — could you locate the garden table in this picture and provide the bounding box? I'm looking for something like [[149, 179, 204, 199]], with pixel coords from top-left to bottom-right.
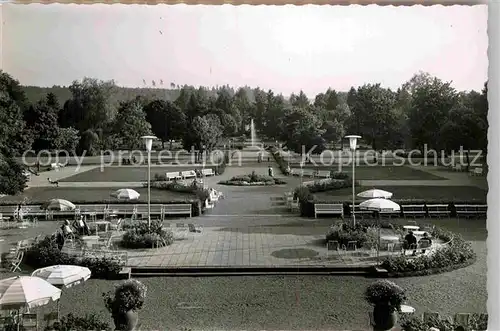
[[400, 305, 415, 314], [403, 225, 420, 231], [380, 235, 399, 241], [412, 230, 428, 237]]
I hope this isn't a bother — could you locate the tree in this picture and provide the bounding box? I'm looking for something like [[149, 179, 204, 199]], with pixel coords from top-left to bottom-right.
[[289, 91, 310, 108], [233, 88, 252, 133], [24, 97, 60, 151], [112, 100, 152, 149], [77, 129, 100, 156], [0, 71, 32, 156], [53, 127, 80, 152], [407, 76, 457, 150], [0, 155, 28, 195], [281, 107, 325, 154], [219, 112, 238, 136], [59, 78, 117, 133], [144, 99, 186, 149], [189, 115, 222, 152]]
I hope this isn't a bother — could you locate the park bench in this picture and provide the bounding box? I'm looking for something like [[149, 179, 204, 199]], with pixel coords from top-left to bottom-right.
[[314, 203, 344, 218], [23, 205, 48, 219], [163, 204, 192, 218], [166, 171, 182, 181], [426, 204, 450, 218], [269, 196, 286, 207], [316, 170, 331, 178], [181, 170, 197, 179], [302, 169, 316, 177], [401, 205, 426, 218], [455, 204, 487, 219], [349, 204, 373, 219], [201, 168, 215, 176], [106, 204, 136, 218], [0, 205, 16, 217], [75, 204, 107, 221], [134, 204, 164, 220], [379, 207, 401, 218]]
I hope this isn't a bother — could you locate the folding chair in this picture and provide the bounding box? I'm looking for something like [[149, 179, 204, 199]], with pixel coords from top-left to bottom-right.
[[22, 313, 38, 331], [10, 250, 24, 272]]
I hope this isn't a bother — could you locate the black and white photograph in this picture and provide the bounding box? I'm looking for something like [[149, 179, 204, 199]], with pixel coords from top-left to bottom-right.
[[0, 3, 489, 331]]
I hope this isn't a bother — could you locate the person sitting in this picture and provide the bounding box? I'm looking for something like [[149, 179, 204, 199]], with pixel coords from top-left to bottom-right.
[[285, 165, 291, 175], [404, 231, 417, 255], [418, 232, 432, 253], [61, 220, 73, 238], [72, 216, 87, 236]]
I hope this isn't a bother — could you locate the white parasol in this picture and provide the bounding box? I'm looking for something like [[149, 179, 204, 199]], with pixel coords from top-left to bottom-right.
[[111, 189, 140, 200], [357, 189, 393, 199]]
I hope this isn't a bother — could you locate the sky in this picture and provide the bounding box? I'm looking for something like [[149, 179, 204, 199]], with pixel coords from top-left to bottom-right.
[[2, 4, 488, 96]]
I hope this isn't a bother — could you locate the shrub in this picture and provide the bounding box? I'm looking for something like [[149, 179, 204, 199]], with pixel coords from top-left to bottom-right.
[[121, 219, 174, 249], [24, 236, 123, 279], [325, 222, 378, 248], [45, 313, 111, 331], [364, 280, 406, 312], [380, 227, 476, 274], [270, 147, 288, 175], [148, 180, 209, 205], [103, 279, 147, 314]]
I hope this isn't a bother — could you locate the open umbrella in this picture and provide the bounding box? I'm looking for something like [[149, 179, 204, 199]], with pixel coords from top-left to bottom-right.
[[31, 265, 91, 288], [357, 189, 393, 199], [0, 276, 61, 331], [359, 198, 400, 212], [43, 199, 75, 211], [111, 189, 140, 200], [32, 265, 91, 319]]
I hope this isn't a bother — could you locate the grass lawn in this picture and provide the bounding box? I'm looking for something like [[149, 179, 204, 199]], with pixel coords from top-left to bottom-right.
[[60, 166, 213, 182], [313, 185, 487, 202], [0, 187, 196, 204], [288, 165, 446, 180]]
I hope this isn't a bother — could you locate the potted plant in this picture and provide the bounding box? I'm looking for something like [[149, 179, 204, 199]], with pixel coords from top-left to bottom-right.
[[103, 279, 147, 331], [365, 280, 406, 331]]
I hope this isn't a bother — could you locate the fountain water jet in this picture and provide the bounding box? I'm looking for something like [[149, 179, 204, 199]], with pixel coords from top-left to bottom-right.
[[250, 119, 255, 147]]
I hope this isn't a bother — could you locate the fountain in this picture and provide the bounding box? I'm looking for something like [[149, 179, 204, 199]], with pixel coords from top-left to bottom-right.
[[250, 119, 255, 148]]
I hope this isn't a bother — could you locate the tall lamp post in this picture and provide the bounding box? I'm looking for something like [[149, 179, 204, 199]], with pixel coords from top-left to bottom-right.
[[141, 135, 157, 229], [345, 135, 361, 226]]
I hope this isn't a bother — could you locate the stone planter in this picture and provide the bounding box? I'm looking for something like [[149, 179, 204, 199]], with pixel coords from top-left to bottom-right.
[[113, 310, 139, 331], [372, 305, 398, 331]]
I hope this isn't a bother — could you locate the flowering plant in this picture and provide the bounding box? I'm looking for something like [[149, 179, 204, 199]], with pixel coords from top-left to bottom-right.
[[364, 280, 406, 312]]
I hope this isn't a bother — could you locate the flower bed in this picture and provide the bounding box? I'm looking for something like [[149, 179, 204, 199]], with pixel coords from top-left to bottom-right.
[[219, 172, 287, 186], [377, 227, 476, 277], [24, 236, 124, 279], [120, 220, 174, 249], [325, 222, 379, 249]]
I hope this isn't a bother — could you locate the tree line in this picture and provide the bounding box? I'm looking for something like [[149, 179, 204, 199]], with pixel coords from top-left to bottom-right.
[[0, 70, 488, 194]]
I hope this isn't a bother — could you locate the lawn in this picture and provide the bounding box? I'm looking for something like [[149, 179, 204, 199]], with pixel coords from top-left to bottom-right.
[[0, 187, 196, 204], [288, 165, 446, 180], [313, 185, 487, 202], [59, 166, 212, 182]]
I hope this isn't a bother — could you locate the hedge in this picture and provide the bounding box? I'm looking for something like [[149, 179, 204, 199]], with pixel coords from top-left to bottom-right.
[[270, 147, 289, 175], [24, 236, 124, 279], [219, 173, 287, 186]]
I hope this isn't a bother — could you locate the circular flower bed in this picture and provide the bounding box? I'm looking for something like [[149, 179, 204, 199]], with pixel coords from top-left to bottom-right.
[[324, 221, 476, 277], [121, 220, 174, 249], [219, 172, 286, 186]]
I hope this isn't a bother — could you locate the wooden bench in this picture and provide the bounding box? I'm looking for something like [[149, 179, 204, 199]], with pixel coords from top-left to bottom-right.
[[166, 171, 182, 181], [181, 170, 197, 179], [455, 204, 487, 219], [163, 204, 192, 218], [201, 168, 215, 176], [302, 169, 316, 177], [349, 204, 373, 219], [426, 204, 450, 218], [314, 203, 344, 218], [401, 205, 426, 218], [106, 204, 136, 217], [316, 170, 331, 178], [134, 204, 164, 220], [23, 205, 48, 219], [0, 205, 17, 218]]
